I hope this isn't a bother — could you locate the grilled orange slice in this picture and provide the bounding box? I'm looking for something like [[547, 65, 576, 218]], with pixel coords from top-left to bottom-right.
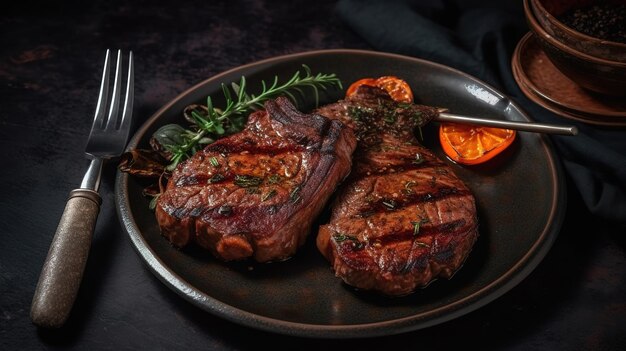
[[439, 123, 516, 165], [346, 76, 413, 103]]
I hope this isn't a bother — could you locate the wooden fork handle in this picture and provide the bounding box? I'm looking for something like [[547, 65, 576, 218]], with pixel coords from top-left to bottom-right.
[[31, 189, 101, 329]]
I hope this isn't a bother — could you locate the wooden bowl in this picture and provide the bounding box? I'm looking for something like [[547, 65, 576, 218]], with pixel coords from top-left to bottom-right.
[[524, 0, 626, 96], [530, 0, 626, 62]]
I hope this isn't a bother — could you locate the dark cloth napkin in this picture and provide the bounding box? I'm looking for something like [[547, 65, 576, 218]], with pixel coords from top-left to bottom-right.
[[337, 0, 626, 226]]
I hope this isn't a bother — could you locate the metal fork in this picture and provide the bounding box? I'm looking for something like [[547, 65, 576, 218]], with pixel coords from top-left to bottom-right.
[[31, 49, 134, 329]]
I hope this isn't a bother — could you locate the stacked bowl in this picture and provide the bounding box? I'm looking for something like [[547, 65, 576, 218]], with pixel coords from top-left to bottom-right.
[[523, 0, 626, 96]]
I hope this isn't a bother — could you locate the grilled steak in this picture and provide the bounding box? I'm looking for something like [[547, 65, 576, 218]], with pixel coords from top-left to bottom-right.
[[155, 97, 356, 262], [315, 86, 479, 296]]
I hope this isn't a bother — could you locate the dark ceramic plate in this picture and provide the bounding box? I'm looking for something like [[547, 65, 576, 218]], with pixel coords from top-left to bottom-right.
[[115, 49, 565, 338]]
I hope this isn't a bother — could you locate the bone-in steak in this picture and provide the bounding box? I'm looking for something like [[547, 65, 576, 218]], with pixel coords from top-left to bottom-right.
[[315, 86, 479, 296], [156, 97, 356, 262]]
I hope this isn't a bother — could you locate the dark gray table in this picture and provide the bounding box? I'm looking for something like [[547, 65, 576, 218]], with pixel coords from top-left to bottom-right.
[[1, 0, 624, 349]]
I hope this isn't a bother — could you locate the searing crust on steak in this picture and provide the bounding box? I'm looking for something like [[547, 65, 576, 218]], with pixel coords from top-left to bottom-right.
[[155, 97, 356, 262], [316, 86, 479, 296]]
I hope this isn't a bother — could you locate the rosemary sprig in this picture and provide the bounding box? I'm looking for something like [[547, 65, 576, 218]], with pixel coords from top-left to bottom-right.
[[155, 65, 343, 170]]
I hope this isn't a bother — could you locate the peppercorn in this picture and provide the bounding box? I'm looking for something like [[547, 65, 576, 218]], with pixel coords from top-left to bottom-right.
[[559, 3, 626, 44]]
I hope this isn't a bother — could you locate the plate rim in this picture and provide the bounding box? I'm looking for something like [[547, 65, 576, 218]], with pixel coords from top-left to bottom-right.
[[115, 48, 566, 338]]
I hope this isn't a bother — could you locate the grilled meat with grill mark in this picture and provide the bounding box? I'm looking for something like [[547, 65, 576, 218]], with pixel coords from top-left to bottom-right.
[[315, 86, 479, 296], [155, 97, 357, 262]]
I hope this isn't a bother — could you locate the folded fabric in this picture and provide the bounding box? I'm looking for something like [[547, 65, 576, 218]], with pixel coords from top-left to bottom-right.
[[337, 0, 626, 226]]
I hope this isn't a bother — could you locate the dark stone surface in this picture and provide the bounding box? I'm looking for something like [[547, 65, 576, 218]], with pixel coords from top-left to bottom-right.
[[1, 0, 624, 349]]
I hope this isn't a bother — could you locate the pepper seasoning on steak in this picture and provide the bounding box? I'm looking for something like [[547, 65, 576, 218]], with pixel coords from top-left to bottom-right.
[[156, 97, 357, 262], [315, 86, 479, 296]]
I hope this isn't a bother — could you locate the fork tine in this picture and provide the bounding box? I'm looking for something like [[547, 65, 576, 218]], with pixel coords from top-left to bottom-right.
[[105, 50, 123, 131], [91, 49, 111, 130], [118, 51, 134, 139]]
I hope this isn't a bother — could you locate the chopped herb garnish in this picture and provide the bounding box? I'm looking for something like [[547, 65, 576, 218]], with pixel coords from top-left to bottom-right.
[[402, 180, 417, 195], [333, 233, 349, 242], [209, 156, 220, 167], [267, 174, 281, 184], [412, 153, 423, 165], [209, 174, 225, 183], [246, 187, 260, 194], [218, 205, 232, 215], [148, 193, 160, 210], [383, 110, 396, 123], [261, 189, 277, 202], [411, 221, 421, 235], [416, 241, 430, 248], [347, 106, 361, 121], [332, 232, 364, 250], [411, 218, 430, 236], [234, 175, 263, 188], [290, 185, 301, 203], [382, 199, 397, 210], [348, 105, 374, 121]]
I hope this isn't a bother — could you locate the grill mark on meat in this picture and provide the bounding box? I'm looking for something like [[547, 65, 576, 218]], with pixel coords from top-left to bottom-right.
[[347, 154, 445, 181], [175, 173, 229, 187], [166, 200, 284, 223], [204, 143, 303, 156], [175, 165, 298, 188], [315, 85, 479, 296], [356, 186, 471, 217], [332, 218, 472, 252], [335, 219, 476, 275], [368, 219, 469, 245]]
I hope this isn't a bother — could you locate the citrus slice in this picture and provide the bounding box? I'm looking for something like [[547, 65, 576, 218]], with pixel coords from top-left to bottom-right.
[[346, 78, 378, 98], [346, 76, 413, 103], [439, 123, 516, 165]]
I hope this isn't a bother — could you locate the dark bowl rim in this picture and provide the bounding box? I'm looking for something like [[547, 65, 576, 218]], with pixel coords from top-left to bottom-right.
[[512, 33, 626, 125], [529, 0, 626, 50], [524, 0, 626, 67]]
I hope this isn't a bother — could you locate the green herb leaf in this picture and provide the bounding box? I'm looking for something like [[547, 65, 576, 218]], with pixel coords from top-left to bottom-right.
[[246, 187, 261, 194], [411, 218, 430, 236], [267, 174, 281, 184], [234, 175, 263, 188], [261, 189, 278, 202], [382, 199, 397, 210], [332, 232, 364, 250], [412, 153, 423, 165], [218, 205, 232, 215], [209, 174, 225, 183], [148, 194, 160, 210], [290, 185, 301, 203]]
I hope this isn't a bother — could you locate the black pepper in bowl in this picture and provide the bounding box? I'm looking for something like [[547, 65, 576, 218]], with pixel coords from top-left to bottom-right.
[[559, 3, 626, 44]]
